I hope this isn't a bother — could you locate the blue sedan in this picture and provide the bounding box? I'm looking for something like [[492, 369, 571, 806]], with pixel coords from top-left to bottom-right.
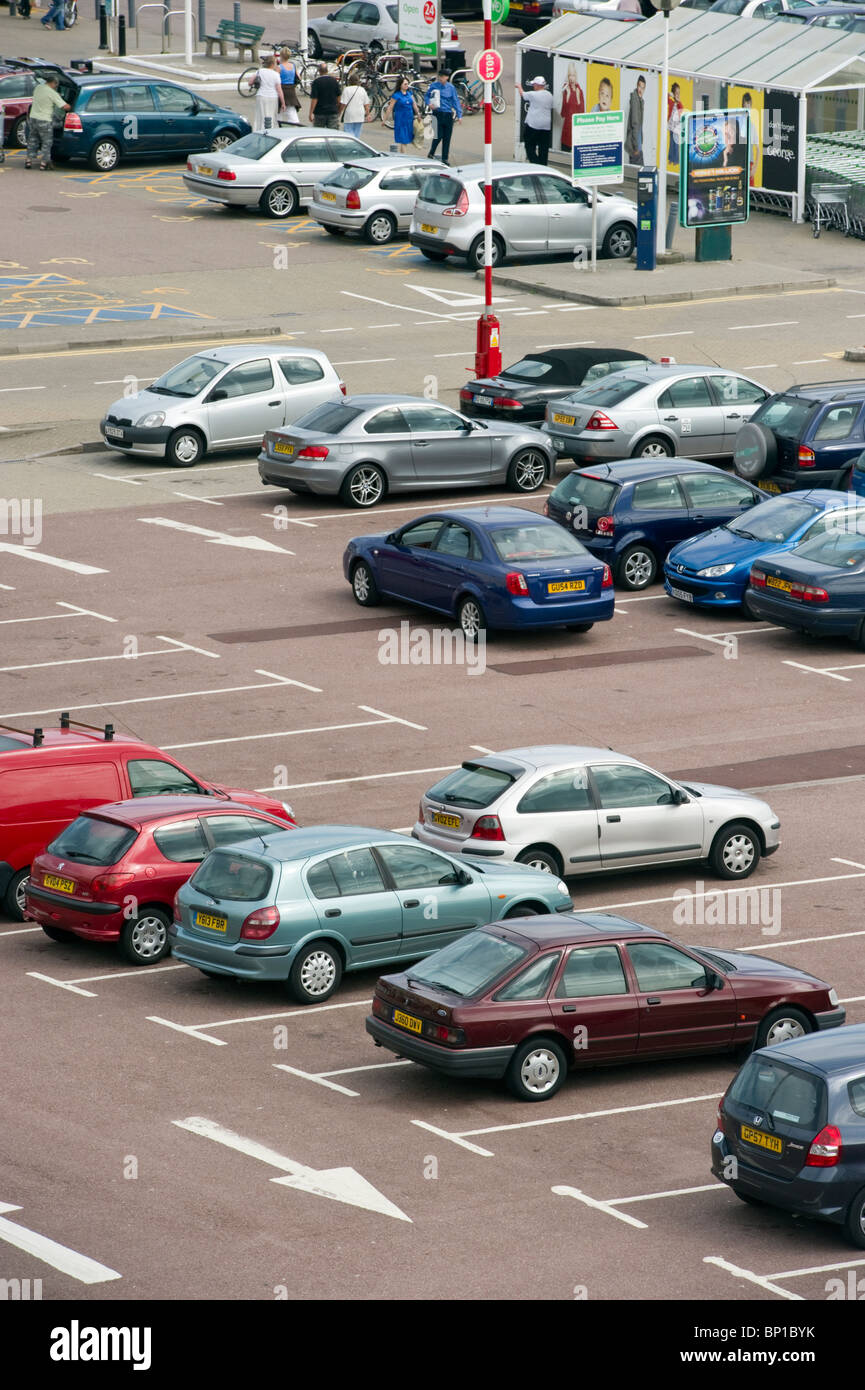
[[664, 489, 860, 615], [746, 507, 865, 647], [343, 507, 615, 639]]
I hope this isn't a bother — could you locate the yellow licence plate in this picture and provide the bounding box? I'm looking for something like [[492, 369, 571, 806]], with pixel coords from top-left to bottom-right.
[[273, 441, 295, 456], [548, 579, 585, 593], [421, 223, 438, 234], [759, 480, 781, 494], [767, 576, 792, 592], [196, 165, 214, 177], [432, 811, 460, 829], [394, 1009, 422, 1034], [195, 911, 227, 933], [741, 1124, 783, 1154], [552, 413, 576, 426], [320, 191, 336, 201], [44, 874, 75, 893]]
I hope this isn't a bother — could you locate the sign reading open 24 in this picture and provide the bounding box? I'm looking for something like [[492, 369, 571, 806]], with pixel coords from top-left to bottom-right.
[[399, 0, 440, 55]]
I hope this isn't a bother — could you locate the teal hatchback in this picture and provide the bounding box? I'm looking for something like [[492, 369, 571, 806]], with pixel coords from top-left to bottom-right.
[[170, 825, 573, 1004]]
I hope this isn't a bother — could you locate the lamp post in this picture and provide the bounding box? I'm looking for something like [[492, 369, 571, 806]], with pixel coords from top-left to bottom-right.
[[650, 0, 682, 260]]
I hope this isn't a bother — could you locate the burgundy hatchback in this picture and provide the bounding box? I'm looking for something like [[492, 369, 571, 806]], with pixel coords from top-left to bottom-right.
[[24, 797, 291, 965], [366, 914, 845, 1101]]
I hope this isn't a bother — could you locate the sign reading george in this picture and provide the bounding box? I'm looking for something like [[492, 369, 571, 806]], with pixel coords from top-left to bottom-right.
[[571, 109, 625, 186], [475, 49, 503, 84], [398, 0, 440, 57], [680, 108, 751, 228]]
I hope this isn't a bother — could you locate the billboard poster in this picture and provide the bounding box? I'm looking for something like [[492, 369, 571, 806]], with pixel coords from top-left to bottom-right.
[[621, 65, 656, 168], [571, 109, 625, 186], [762, 87, 799, 195], [519, 49, 555, 143], [680, 108, 750, 228], [398, 0, 440, 58], [587, 62, 620, 117], [727, 84, 763, 187], [663, 73, 693, 176], [553, 55, 587, 155]]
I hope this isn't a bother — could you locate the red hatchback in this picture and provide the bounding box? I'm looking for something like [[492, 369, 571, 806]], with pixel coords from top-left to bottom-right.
[[24, 797, 291, 965], [366, 913, 845, 1101]]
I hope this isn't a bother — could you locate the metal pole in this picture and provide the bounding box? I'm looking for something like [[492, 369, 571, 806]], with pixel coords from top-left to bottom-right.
[[127, 0, 135, 26], [300, 0, 308, 56], [118, 11, 126, 52], [483, 0, 492, 313], [198, 0, 205, 48], [184, 0, 193, 64], [98, 2, 109, 48], [233, 1, 239, 23], [591, 190, 597, 273], [656, 5, 669, 259]]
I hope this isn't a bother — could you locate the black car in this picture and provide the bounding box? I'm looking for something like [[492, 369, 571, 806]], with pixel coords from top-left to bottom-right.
[[712, 1025, 865, 1248], [733, 380, 865, 496], [459, 348, 651, 424]]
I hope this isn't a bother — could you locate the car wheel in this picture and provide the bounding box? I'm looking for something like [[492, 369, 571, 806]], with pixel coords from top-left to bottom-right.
[[261, 181, 299, 219], [420, 248, 448, 261], [40, 925, 75, 943], [617, 543, 657, 591], [516, 847, 562, 876], [740, 589, 760, 621], [119, 908, 170, 966], [166, 427, 205, 467], [340, 463, 386, 508], [468, 233, 503, 270], [307, 29, 322, 58], [88, 138, 120, 171], [507, 448, 548, 493], [364, 210, 397, 245], [602, 221, 635, 259], [755, 1006, 813, 1050], [566, 622, 594, 632], [351, 559, 380, 606], [210, 129, 239, 152], [3, 868, 30, 921], [632, 433, 672, 460], [288, 940, 343, 1004], [845, 1187, 865, 1250], [12, 113, 29, 147], [709, 821, 761, 880], [457, 595, 486, 642], [503, 904, 543, 918], [506, 1037, 567, 1102], [734, 422, 777, 482]]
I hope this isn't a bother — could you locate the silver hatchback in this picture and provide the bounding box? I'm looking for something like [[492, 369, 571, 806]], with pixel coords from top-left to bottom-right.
[[311, 156, 442, 244], [183, 128, 379, 218], [542, 363, 770, 463]]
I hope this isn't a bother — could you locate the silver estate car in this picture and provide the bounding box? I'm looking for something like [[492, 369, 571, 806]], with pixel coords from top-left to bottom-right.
[[183, 129, 379, 218], [311, 156, 442, 245], [308, 1, 459, 59], [258, 395, 557, 507], [542, 364, 770, 462], [410, 163, 638, 269], [414, 746, 781, 881], [100, 346, 345, 467]]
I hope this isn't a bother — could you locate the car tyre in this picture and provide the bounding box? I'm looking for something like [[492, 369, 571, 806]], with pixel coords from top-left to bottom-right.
[[288, 940, 343, 1004], [210, 129, 240, 152], [566, 622, 594, 632], [419, 248, 448, 261], [602, 222, 635, 259], [734, 422, 777, 482], [340, 463, 386, 507], [709, 821, 761, 880], [468, 233, 503, 270], [631, 433, 672, 460], [307, 28, 322, 58], [503, 904, 544, 918], [11, 113, 29, 146], [506, 1037, 567, 1102], [322, 225, 346, 235], [88, 137, 120, 171], [40, 925, 75, 943], [845, 1187, 865, 1250], [516, 847, 563, 876], [457, 595, 486, 642], [351, 559, 380, 606], [3, 867, 30, 921], [364, 210, 397, 244], [740, 589, 760, 620], [261, 181, 299, 218], [617, 543, 657, 591], [755, 1005, 813, 1049], [120, 908, 170, 966], [507, 448, 548, 493], [166, 427, 206, 467]]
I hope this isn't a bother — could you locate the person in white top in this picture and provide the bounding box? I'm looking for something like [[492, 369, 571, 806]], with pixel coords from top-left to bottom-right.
[[254, 55, 284, 134], [515, 74, 554, 166], [340, 83, 370, 140]]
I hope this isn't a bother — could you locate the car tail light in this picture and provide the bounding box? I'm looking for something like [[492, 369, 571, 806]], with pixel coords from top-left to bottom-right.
[[217, 168, 236, 182], [806, 1124, 842, 1167], [186, 158, 194, 171], [506, 571, 529, 595], [372, 993, 389, 1020], [798, 445, 816, 466], [524, 1, 540, 10], [173, 890, 182, 925], [750, 566, 767, 588], [601, 564, 613, 588], [790, 581, 829, 603], [443, 188, 469, 217], [417, 800, 425, 825], [585, 411, 618, 431], [297, 445, 329, 460], [716, 1100, 723, 1128], [470, 815, 504, 841], [493, 397, 523, 410], [422, 1020, 465, 1045], [459, 388, 472, 402], [240, 905, 280, 940], [64, 112, 83, 131], [345, 188, 361, 210], [543, 500, 549, 516], [339, 381, 347, 396], [595, 515, 614, 535], [91, 872, 135, 892]]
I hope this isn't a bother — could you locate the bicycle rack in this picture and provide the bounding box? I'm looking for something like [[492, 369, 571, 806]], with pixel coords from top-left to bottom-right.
[[135, 1, 168, 50], [164, 7, 196, 47]]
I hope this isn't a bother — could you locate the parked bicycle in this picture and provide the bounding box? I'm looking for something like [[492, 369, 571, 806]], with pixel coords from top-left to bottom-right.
[[450, 68, 506, 116], [237, 47, 318, 100]]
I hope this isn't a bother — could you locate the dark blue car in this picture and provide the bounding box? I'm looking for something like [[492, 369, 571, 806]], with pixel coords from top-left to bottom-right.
[[734, 380, 865, 495], [664, 489, 856, 614], [343, 507, 615, 640], [747, 507, 865, 646], [712, 1025, 865, 1248], [544, 459, 761, 590]]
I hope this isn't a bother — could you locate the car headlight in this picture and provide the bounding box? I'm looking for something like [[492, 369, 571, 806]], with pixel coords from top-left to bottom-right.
[[697, 563, 735, 578], [557, 880, 570, 895], [829, 988, 839, 1006], [136, 412, 165, 428]]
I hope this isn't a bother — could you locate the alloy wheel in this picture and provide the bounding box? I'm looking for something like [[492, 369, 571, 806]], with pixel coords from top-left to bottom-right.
[[623, 550, 653, 588], [513, 450, 546, 491], [459, 600, 482, 638], [350, 467, 384, 506]]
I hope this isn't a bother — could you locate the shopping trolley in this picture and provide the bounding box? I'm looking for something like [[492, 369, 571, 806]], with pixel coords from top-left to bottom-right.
[[811, 181, 851, 238]]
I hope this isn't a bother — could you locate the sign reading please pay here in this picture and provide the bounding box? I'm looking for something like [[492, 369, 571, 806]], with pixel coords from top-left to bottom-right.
[[571, 109, 625, 186]]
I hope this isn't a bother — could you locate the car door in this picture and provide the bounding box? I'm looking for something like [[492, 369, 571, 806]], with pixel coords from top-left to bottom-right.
[[287, 137, 335, 201], [513, 767, 602, 872], [708, 373, 768, 447], [305, 847, 403, 965], [547, 944, 639, 1059], [589, 762, 704, 868], [679, 471, 758, 536], [629, 475, 694, 555], [356, 0, 391, 45], [205, 358, 281, 445], [112, 82, 164, 153], [402, 402, 494, 484], [533, 172, 592, 253], [321, 1, 365, 52], [374, 842, 491, 957], [424, 520, 485, 609], [151, 817, 210, 901], [326, 135, 376, 163], [492, 174, 549, 254], [275, 354, 339, 423], [624, 940, 736, 1054], [374, 516, 448, 604], [125, 757, 205, 796], [808, 402, 865, 476], [654, 375, 725, 456], [359, 402, 415, 488], [151, 83, 210, 151]]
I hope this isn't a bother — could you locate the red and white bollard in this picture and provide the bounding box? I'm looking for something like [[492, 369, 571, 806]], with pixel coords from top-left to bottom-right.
[[474, 24, 503, 380]]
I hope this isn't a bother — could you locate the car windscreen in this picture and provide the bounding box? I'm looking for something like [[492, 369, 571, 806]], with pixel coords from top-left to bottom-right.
[[387, 3, 398, 17], [222, 133, 279, 160], [754, 394, 818, 438], [292, 402, 365, 433], [407, 930, 529, 998], [726, 497, 819, 542], [550, 472, 619, 512], [150, 355, 226, 398], [427, 762, 517, 808], [501, 357, 553, 381], [48, 815, 137, 866], [190, 850, 273, 901], [728, 1055, 826, 1130], [490, 523, 590, 562], [419, 174, 463, 206], [322, 165, 376, 189], [565, 377, 645, 407], [789, 523, 865, 569]]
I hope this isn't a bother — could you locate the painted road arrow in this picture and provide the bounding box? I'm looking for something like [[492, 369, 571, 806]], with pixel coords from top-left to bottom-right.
[[0, 543, 107, 575], [0, 1202, 121, 1284], [139, 518, 293, 554], [173, 1117, 411, 1222]]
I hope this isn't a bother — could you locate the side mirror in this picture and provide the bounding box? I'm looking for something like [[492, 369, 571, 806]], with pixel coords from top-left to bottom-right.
[[713, 972, 725, 991], [207, 388, 228, 403], [671, 787, 689, 805], [456, 868, 473, 886], [385, 531, 399, 545]]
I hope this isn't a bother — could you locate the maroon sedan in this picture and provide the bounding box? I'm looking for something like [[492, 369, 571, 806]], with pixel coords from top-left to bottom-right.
[[24, 797, 291, 965], [0, 65, 39, 147], [366, 914, 845, 1101]]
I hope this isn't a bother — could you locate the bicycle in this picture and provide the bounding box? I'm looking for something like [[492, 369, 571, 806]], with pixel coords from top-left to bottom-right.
[[450, 69, 506, 116], [64, 0, 78, 26], [237, 47, 318, 100]]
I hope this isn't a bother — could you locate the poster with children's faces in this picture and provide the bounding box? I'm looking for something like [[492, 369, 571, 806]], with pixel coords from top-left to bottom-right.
[[727, 83, 763, 188], [553, 54, 588, 156], [620, 66, 657, 169], [662, 73, 694, 177], [587, 63, 620, 118]]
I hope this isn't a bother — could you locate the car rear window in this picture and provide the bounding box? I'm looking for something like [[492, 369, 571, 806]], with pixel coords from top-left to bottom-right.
[[490, 523, 589, 562], [566, 377, 645, 407], [754, 395, 818, 438], [48, 815, 137, 866], [408, 929, 529, 998], [728, 1056, 826, 1129], [322, 165, 375, 190], [727, 497, 818, 542], [848, 1077, 865, 1117], [550, 472, 619, 512], [224, 133, 279, 160], [190, 850, 272, 901], [293, 402, 364, 433], [419, 174, 463, 206], [427, 762, 516, 809], [502, 357, 553, 380], [790, 525, 865, 568]]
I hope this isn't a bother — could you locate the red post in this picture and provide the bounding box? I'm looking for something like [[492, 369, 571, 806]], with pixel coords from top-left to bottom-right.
[[474, 23, 502, 381]]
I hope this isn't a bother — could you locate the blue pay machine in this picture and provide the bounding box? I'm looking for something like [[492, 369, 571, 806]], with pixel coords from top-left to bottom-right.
[[636, 167, 657, 272]]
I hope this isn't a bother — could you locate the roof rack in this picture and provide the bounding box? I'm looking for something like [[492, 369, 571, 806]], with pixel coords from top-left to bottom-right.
[[793, 380, 865, 396], [0, 712, 114, 747]]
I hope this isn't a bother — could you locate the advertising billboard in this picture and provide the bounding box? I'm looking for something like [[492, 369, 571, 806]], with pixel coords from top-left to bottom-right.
[[398, 0, 440, 58], [680, 107, 750, 228]]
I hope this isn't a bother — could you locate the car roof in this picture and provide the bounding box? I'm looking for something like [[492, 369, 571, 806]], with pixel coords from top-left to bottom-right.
[[81, 797, 280, 828], [754, 1024, 865, 1078], [571, 459, 723, 483], [345, 155, 440, 172], [587, 363, 737, 384], [0, 727, 150, 754], [495, 912, 668, 949], [184, 344, 328, 363], [473, 745, 642, 771], [780, 379, 865, 403], [502, 348, 648, 381], [410, 506, 556, 528], [445, 161, 557, 180], [227, 825, 412, 863]]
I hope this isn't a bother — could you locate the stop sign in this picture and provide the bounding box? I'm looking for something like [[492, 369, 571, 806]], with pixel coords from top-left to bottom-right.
[[474, 48, 503, 84], [422, 0, 436, 22]]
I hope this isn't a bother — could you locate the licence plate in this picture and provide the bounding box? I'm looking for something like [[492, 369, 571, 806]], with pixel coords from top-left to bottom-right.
[[669, 585, 693, 603], [195, 910, 227, 933], [393, 1009, 422, 1034], [475, 397, 493, 407], [740, 1124, 783, 1154], [273, 441, 295, 456], [759, 480, 781, 494], [432, 811, 460, 829], [421, 223, 439, 234], [552, 413, 576, 426], [767, 576, 792, 592], [104, 425, 125, 440], [548, 579, 585, 593], [44, 874, 75, 894], [196, 164, 214, 177], [320, 191, 336, 201]]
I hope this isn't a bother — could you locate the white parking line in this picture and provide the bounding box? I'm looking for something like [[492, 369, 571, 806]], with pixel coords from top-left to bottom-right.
[[553, 1185, 648, 1228], [358, 704, 427, 731], [274, 1063, 360, 1097], [147, 1016, 227, 1046], [172, 492, 224, 505], [833, 857, 865, 870], [91, 473, 143, 485], [587, 870, 865, 916], [333, 358, 397, 366], [675, 625, 775, 645], [26, 973, 97, 998], [456, 1090, 723, 1140], [0, 670, 319, 720], [609, 1182, 724, 1206], [61, 964, 185, 987], [148, 997, 369, 1044], [704, 1256, 804, 1301], [782, 659, 850, 682], [728, 321, 798, 331], [633, 330, 694, 340], [259, 494, 540, 526], [163, 705, 423, 752], [0, 601, 117, 627], [258, 763, 456, 792], [770, 1257, 865, 1280], [410, 1121, 494, 1158]]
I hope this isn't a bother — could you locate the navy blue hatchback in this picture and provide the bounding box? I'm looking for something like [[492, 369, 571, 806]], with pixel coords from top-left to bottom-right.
[[544, 458, 761, 590], [712, 1025, 865, 1248], [734, 380, 865, 495]]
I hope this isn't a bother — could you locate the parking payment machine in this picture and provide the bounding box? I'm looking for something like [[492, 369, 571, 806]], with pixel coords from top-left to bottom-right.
[[636, 168, 658, 272]]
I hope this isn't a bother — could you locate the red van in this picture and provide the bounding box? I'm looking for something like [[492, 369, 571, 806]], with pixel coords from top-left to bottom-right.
[[0, 714, 296, 920]]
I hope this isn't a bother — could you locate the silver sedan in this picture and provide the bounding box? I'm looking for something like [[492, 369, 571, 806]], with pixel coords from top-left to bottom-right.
[[258, 395, 558, 507], [311, 156, 443, 245], [542, 364, 769, 462], [183, 128, 379, 218]]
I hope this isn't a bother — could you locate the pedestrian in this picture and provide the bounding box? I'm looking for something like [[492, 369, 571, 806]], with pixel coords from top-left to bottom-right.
[[278, 48, 302, 125], [626, 74, 645, 165], [41, 0, 65, 27], [254, 54, 284, 133], [18, 0, 33, 17], [25, 75, 69, 170], [425, 67, 461, 164], [340, 77, 370, 139], [388, 76, 417, 155], [308, 63, 341, 130], [516, 74, 553, 166]]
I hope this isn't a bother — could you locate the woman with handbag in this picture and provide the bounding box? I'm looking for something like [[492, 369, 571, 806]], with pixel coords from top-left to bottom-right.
[[254, 55, 284, 134], [278, 49, 301, 125]]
